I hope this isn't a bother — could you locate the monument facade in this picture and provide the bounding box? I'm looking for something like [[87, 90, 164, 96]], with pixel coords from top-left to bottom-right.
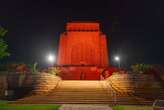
[[57, 21, 109, 80]]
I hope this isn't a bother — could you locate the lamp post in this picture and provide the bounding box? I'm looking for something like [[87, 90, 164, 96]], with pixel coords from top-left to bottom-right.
[[114, 56, 120, 68]]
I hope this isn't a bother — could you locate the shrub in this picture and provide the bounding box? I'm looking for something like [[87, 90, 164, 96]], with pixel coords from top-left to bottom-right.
[[47, 67, 61, 76], [131, 64, 150, 74], [112, 72, 120, 76], [16, 64, 29, 73], [29, 62, 38, 74], [0, 63, 29, 73]]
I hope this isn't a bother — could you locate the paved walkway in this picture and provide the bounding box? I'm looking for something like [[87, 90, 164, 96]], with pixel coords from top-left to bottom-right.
[[59, 104, 112, 110]]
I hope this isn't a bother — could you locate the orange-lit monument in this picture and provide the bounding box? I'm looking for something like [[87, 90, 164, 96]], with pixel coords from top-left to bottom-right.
[[57, 21, 109, 80]]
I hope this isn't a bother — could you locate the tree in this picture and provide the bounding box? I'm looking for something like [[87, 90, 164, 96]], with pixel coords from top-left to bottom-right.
[[0, 26, 10, 59]]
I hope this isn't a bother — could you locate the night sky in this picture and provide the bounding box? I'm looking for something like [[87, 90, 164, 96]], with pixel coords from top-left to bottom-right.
[[1, 0, 164, 67]]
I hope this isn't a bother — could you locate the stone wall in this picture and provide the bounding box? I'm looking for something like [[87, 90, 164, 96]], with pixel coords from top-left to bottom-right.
[[0, 75, 8, 97], [31, 73, 61, 95], [0, 73, 61, 98], [106, 74, 164, 99], [107, 74, 162, 89]]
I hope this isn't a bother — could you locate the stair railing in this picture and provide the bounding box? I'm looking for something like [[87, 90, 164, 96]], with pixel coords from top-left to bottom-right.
[[106, 80, 117, 105]]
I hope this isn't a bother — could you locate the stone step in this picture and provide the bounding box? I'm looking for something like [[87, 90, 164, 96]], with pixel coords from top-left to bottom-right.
[[15, 99, 152, 105], [50, 92, 108, 94], [48, 94, 109, 96], [52, 90, 106, 92], [18, 96, 112, 100], [15, 80, 154, 105]]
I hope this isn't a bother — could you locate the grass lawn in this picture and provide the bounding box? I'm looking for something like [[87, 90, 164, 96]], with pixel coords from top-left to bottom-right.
[[0, 100, 60, 110], [113, 105, 153, 110]]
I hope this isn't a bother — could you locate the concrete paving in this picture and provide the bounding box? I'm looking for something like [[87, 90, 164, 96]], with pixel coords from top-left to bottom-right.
[[59, 104, 112, 110]]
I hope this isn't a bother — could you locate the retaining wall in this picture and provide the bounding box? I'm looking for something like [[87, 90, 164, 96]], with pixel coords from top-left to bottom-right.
[[0, 73, 61, 98], [106, 74, 164, 100]]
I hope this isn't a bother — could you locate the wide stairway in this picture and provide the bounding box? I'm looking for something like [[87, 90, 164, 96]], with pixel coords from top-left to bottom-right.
[[16, 80, 114, 104], [15, 80, 153, 104]]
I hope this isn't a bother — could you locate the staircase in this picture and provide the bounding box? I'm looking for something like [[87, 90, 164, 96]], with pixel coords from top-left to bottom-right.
[[15, 80, 114, 104], [14, 80, 154, 105]]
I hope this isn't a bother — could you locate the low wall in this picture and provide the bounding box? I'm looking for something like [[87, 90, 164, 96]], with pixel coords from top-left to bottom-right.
[[31, 73, 61, 95], [106, 74, 164, 99], [0, 75, 8, 97], [0, 73, 61, 98]]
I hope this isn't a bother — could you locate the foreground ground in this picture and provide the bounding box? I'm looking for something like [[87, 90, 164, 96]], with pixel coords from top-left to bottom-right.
[[0, 100, 153, 110], [0, 100, 60, 110]]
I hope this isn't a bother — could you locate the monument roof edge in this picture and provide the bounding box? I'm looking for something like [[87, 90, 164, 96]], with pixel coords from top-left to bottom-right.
[[67, 21, 100, 23]]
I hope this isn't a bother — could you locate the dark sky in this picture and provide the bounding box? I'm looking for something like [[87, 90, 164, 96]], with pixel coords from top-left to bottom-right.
[[1, 0, 164, 67]]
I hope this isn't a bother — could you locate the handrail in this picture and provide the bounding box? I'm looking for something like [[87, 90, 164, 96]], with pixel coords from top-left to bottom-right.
[[106, 79, 117, 105], [55, 79, 61, 90]]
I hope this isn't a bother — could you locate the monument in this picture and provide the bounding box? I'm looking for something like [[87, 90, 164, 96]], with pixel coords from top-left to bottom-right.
[[57, 21, 109, 80]]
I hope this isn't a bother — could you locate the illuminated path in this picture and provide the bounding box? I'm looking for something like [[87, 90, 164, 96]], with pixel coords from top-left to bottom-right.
[[16, 80, 152, 104]]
